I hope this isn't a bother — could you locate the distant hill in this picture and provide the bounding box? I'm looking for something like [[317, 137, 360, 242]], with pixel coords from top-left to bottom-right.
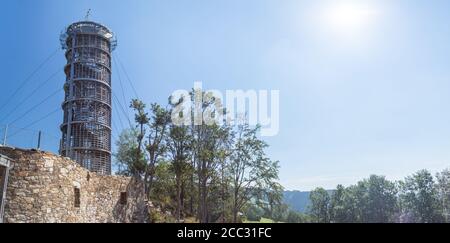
[[283, 191, 311, 213], [283, 190, 334, 213]]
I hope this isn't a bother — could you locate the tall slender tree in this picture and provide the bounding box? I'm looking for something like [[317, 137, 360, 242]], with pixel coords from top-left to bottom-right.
[[167, 125, 192, 221], [144, 103, 171, 196], [130, 99, 149, 177], [130, 100, 171, 198]]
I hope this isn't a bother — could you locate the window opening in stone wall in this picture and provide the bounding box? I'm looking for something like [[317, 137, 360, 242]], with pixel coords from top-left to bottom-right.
[[120, 192, 127, 205], [74, 187, 81, 208]]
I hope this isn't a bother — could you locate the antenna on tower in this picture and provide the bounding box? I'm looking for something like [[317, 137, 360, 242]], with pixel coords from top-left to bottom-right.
[[85, 9, 92, 20]]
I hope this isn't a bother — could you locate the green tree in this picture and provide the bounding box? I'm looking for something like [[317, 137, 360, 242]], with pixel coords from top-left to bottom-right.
[[271, 203, 289, 223], [151, 161, 176, 212], [436, 169, 450, 222], [263, 181, 284, 221], [309, 187, 330, 223], [167, 125, 192, 221], [144, 103, 171, 196], [117, 94, 282, 223], [400, 170, 442, 223], [245, 204, 264, 222], [329, 184, 347, 223], [130, 100, 171, 199], [229, 124, 282, 223], [114, 128, 145, 176], [363, 175, 398, 223], [193, 123, 229, 222], [187, 90, 230, 222], [335, 176, 398, 223], [340, 185, 361, 222], [130, 99, 149, 177]]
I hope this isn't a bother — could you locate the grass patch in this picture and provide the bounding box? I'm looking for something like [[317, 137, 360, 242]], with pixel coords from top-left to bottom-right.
[[243, 217, 276, 223]]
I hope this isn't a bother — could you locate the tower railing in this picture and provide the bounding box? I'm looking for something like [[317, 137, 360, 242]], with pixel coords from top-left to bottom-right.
[[59, 21, 116, 175]]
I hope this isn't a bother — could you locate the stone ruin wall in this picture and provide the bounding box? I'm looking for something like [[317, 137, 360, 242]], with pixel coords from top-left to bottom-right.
[[0, 147, 148, 223]]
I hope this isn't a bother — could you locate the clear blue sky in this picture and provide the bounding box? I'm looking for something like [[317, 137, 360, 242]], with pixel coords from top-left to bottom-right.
[[1, 0, 450, 190]]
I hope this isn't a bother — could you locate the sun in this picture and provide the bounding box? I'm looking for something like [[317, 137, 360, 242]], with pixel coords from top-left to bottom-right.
[[323, 3, 377, 38]]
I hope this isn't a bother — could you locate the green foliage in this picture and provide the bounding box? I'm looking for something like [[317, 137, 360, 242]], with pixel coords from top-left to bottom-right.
[[114, 96, 283, 223], [306, 170, 450, 223], [400, 170, 443, 223], [116, 103, 450, 224], [310, 175, 401, 223], [436, 169, 450, 222], [330, 175, 399, 223], [286, 210, 310, 223], [245, 204, 264, 222], [329, 185, 349, 223], [308, 188, 330, 223], [129, 99, 171, 201], [114, 128, 146, 176], [270, 203, 289, 222], [363, 175, 398, 222], [167, 125, 192, 221], [151, 161, 176, 208], [229, 124, 283, 222]]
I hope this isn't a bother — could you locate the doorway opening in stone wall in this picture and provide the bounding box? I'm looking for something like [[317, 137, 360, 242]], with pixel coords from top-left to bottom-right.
[[0, 163, 10, 223]]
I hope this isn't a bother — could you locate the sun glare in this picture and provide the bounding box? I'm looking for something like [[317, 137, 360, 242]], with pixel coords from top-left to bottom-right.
[[323, 3, 378, 38]]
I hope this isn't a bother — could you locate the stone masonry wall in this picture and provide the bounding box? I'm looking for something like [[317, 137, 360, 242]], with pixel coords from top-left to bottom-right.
[[0, 147, 148, 223]]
